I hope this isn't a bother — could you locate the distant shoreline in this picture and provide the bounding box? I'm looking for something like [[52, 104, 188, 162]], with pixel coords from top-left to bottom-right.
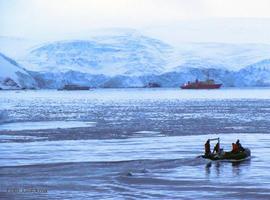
[[2, 86, 270, 91]]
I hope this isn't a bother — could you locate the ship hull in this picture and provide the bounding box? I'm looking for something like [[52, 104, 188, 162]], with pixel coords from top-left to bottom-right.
[[58, 85, 90, 90], [181, 84, 222, 89]]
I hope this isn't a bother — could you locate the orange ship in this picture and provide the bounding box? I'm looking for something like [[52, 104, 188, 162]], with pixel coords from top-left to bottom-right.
[[180, 79, 222, 89]]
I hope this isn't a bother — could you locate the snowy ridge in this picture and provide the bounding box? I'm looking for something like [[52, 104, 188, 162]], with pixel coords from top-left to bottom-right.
[[172, 43, 270, 71], [235, 59, 270, 86], [0, 53, 37, 89]]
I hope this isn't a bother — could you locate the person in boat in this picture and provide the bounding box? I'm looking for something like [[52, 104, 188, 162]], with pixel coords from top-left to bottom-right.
[[204, 139, 211, 156], [213, 142, 220, 154], [231, 143, 239, 153], [236, 139, 245, 151]]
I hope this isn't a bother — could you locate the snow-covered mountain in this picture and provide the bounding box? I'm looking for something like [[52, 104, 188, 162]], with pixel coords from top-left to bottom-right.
[[174, 43, 270, 71], [23, 33, 270, 75], [0, 53, 37, 89], [23, 32, 177, 76], [235, 59, 270, 87], [1, 30, 270, 88]]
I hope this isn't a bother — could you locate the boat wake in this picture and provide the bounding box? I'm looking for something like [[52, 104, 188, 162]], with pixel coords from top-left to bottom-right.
[[0, 157, 206, 170]]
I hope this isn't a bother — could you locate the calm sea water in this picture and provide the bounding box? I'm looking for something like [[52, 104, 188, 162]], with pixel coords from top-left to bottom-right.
[[0, 88, 270, 199]]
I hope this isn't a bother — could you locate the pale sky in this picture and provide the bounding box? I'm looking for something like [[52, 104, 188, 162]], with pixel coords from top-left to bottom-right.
[[1, 0, 270, 42]]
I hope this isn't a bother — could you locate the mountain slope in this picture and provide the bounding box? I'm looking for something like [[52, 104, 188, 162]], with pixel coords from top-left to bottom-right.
[[23, 32, 177, 76], [0, 53, 37, 89], [173, 43, 270, 71], [235, 59, 270, 86]]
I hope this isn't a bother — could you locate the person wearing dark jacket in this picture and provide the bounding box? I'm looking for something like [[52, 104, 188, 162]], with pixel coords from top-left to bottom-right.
[[205, 139, 211, 156], [236, 139, 245, 151]]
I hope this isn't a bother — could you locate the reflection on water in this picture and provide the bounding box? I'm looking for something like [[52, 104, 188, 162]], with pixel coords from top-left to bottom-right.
[[205, 159, 251, 178], [232, 159, 251, 176]]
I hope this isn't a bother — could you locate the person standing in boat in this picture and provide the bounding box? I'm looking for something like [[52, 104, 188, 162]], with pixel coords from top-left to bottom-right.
[[236, 139, 245, 151], [204, 139, 211, 156]]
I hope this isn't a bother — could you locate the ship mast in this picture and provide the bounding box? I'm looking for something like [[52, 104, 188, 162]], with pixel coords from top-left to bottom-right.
[[203, 69, 210, 81]]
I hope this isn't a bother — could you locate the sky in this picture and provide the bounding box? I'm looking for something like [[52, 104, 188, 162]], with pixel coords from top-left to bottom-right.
[[1, 0, 270, 43]]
